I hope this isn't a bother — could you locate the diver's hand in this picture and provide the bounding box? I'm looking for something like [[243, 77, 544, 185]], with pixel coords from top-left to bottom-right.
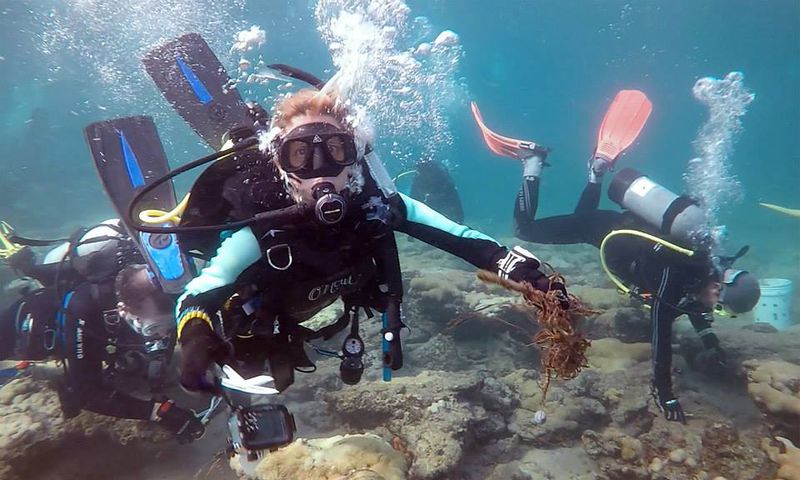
[[496, 246, 570, 305], [154, 400, 205, 444], [179, 321, 226, 393], [496, 246, 546, 288], [652, 388, 687, 424]]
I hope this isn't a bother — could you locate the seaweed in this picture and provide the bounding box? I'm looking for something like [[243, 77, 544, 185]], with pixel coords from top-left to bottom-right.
[[449, 270, 594, 401]]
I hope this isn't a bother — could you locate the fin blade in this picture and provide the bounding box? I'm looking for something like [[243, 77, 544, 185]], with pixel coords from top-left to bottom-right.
[[596, 90, 653, 162], [84, 116, 194, 293], [142, 33, 251, 150], [471, 101, 539, 160], [759, 202, 800, 218]]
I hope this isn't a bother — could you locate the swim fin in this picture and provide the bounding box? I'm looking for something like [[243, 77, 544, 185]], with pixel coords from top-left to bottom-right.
[[594, 90, 653, 163], [84, 116, 194, 294], [0, 221, 25, 260], [759, 202, 800, 218], [142, 33, 252, 151], [470, 101, 549, 160]]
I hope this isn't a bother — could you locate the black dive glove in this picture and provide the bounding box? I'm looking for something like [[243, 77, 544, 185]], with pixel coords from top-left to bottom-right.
[[496, 246, 569, 302], [179, 320, 229, 393], [154, 399, 205, 444], [651, 386, 686, 424]]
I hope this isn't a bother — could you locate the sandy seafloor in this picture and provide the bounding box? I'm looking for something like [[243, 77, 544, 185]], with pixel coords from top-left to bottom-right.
[[1, 233, 799, 480]]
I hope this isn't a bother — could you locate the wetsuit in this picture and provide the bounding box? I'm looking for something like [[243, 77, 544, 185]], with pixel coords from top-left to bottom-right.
[[513, 177, 721, 414], [0, 238, 202, 441]]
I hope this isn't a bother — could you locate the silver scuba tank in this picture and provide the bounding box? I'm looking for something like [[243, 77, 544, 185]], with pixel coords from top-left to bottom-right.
[[608, 168, 707, 243]]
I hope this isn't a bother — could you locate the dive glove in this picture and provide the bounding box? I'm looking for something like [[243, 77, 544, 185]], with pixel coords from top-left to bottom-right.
[[178, 319, 229, 393], [651, 386, 687, 424], [496, 246, 569, 300], [154, 399, 205, 444]]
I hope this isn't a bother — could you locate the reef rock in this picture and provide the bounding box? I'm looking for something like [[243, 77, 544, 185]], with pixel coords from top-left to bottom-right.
[[586, 338, 650, 374], [323, 370, 514, 479], [507, 369, 611, 446], [0, 375, 167, 479], [763, 436, 800, 480], [743, 359, 800, 441], [234, 433, 408, 480]]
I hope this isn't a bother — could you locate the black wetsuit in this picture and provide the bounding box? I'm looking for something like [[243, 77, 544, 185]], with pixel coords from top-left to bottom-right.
[[0, 246, 159, 422], [514, 177, 719, 400]]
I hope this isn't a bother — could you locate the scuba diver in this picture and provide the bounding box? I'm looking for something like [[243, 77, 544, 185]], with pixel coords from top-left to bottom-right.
[[0, 221, 205, 443], [78, 33, 566, 461], [471, 90, 761, 424]]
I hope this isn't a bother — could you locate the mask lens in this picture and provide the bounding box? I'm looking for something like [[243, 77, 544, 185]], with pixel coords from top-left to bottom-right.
[[284, 140, 312, 171], [325, 135, 349, 164]]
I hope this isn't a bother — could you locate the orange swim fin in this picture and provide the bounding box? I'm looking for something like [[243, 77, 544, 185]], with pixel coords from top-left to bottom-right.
[[470, 101, 547, 160], [595, 90, 653, 163]]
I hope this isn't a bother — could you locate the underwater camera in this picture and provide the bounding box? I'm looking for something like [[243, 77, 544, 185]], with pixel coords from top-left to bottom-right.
[[227, 404, 297, 461]]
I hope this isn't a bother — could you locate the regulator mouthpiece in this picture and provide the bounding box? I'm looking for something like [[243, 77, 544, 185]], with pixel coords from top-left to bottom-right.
[[312, 182, 347, 225]]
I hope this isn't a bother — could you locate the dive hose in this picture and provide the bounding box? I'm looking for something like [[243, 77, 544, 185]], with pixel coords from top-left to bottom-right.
[[599, 229, 694, 298]]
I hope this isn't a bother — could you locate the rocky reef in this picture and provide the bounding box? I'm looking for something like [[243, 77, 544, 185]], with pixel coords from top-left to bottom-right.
[[0, 371, 169, 479], [1, 239, 798, 479]]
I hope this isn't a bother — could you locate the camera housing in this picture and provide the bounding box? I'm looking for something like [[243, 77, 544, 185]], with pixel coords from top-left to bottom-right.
[[227, 404, 296, 460]]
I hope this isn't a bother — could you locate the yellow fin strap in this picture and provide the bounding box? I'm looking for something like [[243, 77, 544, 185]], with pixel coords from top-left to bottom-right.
[[176, 309, 213, 340]]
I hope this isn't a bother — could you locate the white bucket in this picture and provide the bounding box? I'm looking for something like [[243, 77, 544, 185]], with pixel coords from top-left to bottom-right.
[[754, 278, 794, 330]]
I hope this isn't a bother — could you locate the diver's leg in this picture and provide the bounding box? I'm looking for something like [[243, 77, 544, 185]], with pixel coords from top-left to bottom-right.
[[512, 154, 547, 238], [574, 182, 602, 215]]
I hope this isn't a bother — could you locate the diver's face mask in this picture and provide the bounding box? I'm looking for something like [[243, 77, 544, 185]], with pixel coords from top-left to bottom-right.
[[277, 122, 358, 176], [275, 122, 363, 225], [715, 269, 761, 316], [115, 265, 175, 341]]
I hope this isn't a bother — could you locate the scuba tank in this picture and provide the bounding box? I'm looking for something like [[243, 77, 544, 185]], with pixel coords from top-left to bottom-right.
[[608, 168, 707, 244]]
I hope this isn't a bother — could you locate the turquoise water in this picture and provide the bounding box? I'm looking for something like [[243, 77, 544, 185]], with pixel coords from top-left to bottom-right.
[[0, 0, 798, 265]]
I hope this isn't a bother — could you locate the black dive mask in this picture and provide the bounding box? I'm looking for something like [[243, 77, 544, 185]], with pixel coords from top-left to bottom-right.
[[277, 123, 358, 178]]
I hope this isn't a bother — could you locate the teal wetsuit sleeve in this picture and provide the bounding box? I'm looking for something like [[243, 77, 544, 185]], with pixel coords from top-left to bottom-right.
[[395, 193, 506, 270], [176, 226, 262, 319]]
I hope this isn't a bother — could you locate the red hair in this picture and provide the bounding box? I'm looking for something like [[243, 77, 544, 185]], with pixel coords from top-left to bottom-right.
[[272, 89, 348, 131]]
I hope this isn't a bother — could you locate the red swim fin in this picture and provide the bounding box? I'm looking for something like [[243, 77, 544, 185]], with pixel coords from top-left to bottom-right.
[[470, 101, 543, 160], [595, 90, 652, 163]]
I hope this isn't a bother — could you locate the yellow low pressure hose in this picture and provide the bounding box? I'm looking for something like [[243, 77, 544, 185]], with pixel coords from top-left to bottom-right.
[[599, 229, 695, 296], [139, 193, 191, 225], [136, 139, 245, 225]]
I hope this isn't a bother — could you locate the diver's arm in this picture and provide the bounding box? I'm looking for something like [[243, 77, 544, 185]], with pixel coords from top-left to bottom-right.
[[175, 228, 261, 393], [395, 193, 562, 293], [394, 193, 505, 269], [651, 302, 674, 397], [63, 364, 205, 443], [175, 227, 262, 338], [649, 267, 687, 423], [688, 311, 720, 349]]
